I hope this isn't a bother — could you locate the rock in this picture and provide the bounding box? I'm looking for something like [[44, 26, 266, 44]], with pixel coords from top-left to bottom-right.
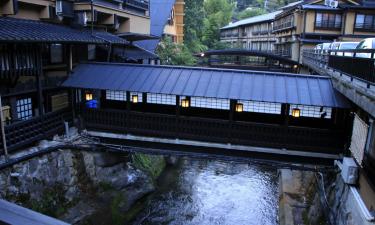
[[166, 156, 179, 165], [93, 152, 124, 167]]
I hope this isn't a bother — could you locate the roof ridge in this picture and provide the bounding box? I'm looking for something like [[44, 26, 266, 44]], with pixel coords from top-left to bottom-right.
[[83, 62, 331, 79]]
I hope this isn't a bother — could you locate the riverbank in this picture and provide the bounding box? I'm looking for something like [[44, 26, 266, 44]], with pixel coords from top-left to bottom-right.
[[0, 142, 166, 224]]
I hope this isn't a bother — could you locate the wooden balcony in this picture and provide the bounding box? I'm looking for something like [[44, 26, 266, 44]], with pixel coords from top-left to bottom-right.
[[0, 45, 40, 79], [0, 108, 72, 153]]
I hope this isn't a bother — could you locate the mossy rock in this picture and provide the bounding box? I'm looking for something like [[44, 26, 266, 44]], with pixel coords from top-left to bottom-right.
[[131, 153, 166, 180]]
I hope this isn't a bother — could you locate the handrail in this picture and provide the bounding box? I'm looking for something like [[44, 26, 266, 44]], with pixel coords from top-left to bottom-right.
[[302, 48, 375, 86]]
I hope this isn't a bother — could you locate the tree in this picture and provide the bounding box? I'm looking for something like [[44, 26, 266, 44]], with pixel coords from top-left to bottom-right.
[[236, 8, 266, 20], [202, 0, 234, 49], [156, 37, 196, 66], [184, 0, 207, 53]]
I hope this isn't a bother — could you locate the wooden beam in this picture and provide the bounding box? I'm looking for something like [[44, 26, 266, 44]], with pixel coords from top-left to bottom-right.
[[0, 95, 8, 159]]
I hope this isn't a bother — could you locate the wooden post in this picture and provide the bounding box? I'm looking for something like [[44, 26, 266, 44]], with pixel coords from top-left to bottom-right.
[[36, 45, 44, 116], [176, 95, 180, 138], [0, 95, 8, 159]]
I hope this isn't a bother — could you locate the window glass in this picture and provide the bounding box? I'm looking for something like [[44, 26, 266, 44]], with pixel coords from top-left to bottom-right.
[[50, 44, 63, 63], [106, 90, 126, 101], [191, 97, 229, 110], [88, 45, 96, 61], [238, 100, 281, 114], [147, 93, 176, 105], [16, 98, 32, 120], [289, 105, 332, 118], [356, 14, 365, 28]]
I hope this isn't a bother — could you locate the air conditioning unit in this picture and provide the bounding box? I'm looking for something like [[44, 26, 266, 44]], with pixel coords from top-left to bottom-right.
[[341, 157, 359, 185], [329, 0, 338, 8]]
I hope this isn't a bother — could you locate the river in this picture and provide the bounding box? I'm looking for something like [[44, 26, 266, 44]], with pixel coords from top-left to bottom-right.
[[131, 157, 279, 225]]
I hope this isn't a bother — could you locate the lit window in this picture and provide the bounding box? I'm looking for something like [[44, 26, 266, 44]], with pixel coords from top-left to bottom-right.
[[238, 100, 281, 114], [130, 92, 142, 103], [106, 90, 126, 101], [16, 98, 32, 120], [147, 93, 176, 105], [191, 97, 230, 110], [289, 104, 332, 118]]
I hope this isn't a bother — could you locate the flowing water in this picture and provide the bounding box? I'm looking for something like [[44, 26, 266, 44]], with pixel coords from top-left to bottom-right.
[[131, 157, 279, 225]]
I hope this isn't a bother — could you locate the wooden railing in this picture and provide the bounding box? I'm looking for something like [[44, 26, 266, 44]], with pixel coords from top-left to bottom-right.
[[302, 49, 375, 86], [0, 108, 72, 153], [81, 108, 347, 154], [0, 45, 40, 79]]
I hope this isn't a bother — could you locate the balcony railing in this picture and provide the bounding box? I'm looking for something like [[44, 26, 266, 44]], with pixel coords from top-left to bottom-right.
[[0, 108, 72, 153], [80, 108, 346, 153], [302, 49, 375, 86], [273, 21, 293, 32], [0, 45, 40, 79], [124, 0, 149, 10]]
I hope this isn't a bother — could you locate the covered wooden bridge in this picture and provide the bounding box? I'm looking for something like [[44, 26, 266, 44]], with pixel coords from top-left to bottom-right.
[[62, 63, 352, 160], [196, 49, 300, 73]]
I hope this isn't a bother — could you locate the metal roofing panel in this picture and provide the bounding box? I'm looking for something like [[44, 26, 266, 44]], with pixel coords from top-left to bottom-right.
[[138, 68, 163, 92], [239, 75, 253, 100], [161, 69, 182, 93], [149, 68, 173, 93], [193, 70, 213, 97], [285, 76, 299, 105], [274, 76, 287, 103], [263, 75, 276, 103], [228, 74, 244, 99], [63, 63, 350, 108], [216, 72, 233, 99], [129, 67, 154, 91], [205, 73, 222, 98], [251, 74, 264, 102], [171, 69, 193, 95], [184, 70, 203, 96], [296, 78, 311, 105]]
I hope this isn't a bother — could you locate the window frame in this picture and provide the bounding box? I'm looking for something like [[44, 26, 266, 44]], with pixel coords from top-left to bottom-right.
[[354, 13, 375, 31], [314, 12, 342, 30]]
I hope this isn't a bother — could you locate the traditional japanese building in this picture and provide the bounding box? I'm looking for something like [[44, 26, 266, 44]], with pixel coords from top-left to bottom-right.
[[220, 0, 375, 63]]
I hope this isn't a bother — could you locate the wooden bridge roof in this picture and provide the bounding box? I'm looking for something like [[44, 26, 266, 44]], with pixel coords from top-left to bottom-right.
[[63, 63, 350, 108]]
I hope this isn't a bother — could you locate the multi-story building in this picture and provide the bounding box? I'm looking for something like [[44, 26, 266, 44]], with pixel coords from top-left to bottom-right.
[[273, 0, 375, 62], [163, 0, 184, 44], [221, 0, 375, 63], [0, 0, 155, 146], [220, 10, 281, 52], [1, 0, 150, 34], [136, 0, 185, 53]]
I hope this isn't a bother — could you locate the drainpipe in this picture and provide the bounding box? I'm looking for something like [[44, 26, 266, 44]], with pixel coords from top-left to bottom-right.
[[91, 0, 94, 35], [0, 95, 8, 160]]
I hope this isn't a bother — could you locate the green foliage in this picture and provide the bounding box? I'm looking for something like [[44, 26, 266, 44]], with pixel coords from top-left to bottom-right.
[[202, 0, 234, 48], [156, 37, 197, 66], [111, 193, 126, 225], [27, 184, 76, 218], [236, 7, 266, 20], [131, 153, 166, 180]]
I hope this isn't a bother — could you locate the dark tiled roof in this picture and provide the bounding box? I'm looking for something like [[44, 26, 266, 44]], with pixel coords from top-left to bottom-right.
[[0, 17, 127, 45], [113, 44, 159, 60], [63, 63, 350, 108], [117, 32, 159, 41]]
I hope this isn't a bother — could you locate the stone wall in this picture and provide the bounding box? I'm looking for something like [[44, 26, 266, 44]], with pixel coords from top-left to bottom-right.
[[0, 149, 166, 225], [280, 168, 375, 225]]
